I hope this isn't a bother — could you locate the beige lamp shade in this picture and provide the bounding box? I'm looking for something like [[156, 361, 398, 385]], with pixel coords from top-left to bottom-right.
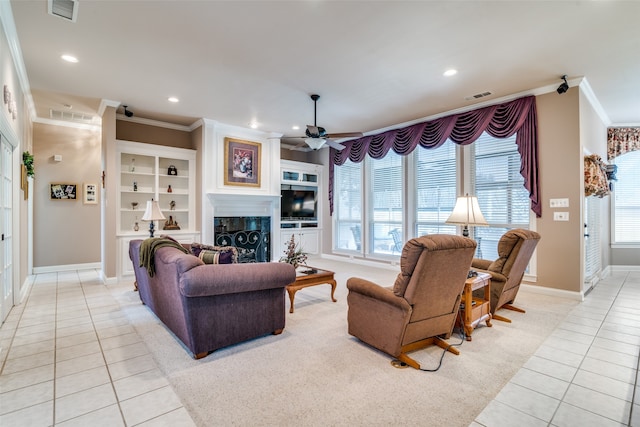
[[141, 200, 166, 237], [445, 194, 488, 237], [142, 200, 166, 222]]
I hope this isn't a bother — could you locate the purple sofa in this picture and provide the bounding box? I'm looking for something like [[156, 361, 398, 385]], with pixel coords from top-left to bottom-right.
[[129, 239, 296, 359]]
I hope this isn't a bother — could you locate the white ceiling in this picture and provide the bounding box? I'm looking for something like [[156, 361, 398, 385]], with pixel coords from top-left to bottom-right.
[[9, 1, 640, 137]]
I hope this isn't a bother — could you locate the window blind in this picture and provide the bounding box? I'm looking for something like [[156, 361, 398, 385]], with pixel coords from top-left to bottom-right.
[[369, 151, 403, 255], [415, 141, 457, 236], [613, 150, 640, 243], [333, 160, 363, 251], [471, 133, 530, 260]]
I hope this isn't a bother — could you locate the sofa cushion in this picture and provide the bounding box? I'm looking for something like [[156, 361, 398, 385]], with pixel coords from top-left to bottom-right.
[[198, 249, 235, 264], [190, 242, 238, 264]]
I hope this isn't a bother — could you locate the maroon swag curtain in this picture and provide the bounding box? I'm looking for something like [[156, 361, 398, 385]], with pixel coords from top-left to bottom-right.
[[329, 95, 540, 217]]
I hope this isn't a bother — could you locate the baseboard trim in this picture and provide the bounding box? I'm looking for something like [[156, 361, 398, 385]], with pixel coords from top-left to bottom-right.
[[319, 253, 400, 271], [33, 262, 102, 274], [18, 275, 35, 304], [520, 283, 583, 301], [610, 265, 640, 272]]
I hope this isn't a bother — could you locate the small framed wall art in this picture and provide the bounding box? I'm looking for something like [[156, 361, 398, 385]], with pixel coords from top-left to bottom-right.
[[223, 137, 261, 187], [50, 183, 77, 200], [84, 183, 97, 204]]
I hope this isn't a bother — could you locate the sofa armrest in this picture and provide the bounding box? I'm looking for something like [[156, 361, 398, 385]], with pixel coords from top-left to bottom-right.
[[347, 277, 410, 312], [179, 262, 296, 297]]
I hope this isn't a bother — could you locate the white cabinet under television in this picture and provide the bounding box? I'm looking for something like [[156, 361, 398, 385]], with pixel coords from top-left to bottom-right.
[[116, 140, 199, 278], [280, 160, 322, 255]]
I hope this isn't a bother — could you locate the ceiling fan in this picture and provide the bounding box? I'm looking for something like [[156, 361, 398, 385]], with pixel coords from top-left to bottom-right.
[[281, 94, 363, 151]]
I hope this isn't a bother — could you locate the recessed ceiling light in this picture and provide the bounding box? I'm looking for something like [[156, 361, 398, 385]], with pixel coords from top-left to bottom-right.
[[292, 125, 300, 130], [61, 54, 78, 63], [249, 122, 259, 129], [168, 97, 179, 103], [443, 69, 458, 77]]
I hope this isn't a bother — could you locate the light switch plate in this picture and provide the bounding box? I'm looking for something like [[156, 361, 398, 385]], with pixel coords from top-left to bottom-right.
[[550, 198, 569, 208], [554, 211, 569, 221]]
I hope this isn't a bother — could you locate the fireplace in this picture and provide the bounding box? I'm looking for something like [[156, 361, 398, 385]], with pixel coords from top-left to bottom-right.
[[214, 216, 271, 263]]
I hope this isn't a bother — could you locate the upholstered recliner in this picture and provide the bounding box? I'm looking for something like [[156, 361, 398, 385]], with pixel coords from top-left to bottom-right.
[[471, 229, 541, 322], [347, 234, 477, 369]]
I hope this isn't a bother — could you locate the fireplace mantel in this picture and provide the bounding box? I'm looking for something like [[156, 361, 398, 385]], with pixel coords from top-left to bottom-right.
[[207, 193, 280, 218]]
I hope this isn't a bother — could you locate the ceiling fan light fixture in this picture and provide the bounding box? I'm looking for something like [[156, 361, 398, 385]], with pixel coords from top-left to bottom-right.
[[304, 137, 326, 150]]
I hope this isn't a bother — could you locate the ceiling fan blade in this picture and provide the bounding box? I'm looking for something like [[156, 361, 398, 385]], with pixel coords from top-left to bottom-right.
[[325, 139, 346, 151], [280, 136, 305, 142], [289, 142, 312, 151], [325, 132, 363, 139]]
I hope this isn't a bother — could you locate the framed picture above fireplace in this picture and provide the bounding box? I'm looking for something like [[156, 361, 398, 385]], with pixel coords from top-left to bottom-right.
[[224, 137, 261, 187]]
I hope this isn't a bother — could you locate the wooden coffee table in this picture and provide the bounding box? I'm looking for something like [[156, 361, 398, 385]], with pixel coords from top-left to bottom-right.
[[286, 267, 337, 313]]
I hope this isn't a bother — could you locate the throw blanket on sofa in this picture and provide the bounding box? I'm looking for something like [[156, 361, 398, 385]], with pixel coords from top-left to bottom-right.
[[139, 237, 189, 277]]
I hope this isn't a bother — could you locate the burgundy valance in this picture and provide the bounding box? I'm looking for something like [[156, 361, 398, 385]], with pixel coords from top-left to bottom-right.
[[329, 95, 540, 217]]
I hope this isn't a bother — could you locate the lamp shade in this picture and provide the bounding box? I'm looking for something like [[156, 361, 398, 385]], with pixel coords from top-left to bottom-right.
[[446, 194, 488, 228], [141, 200, 166, 222], [304, 137, 326, 150]]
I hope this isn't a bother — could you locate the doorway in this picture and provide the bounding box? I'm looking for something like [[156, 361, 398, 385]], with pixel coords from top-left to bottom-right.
[[1, 133, 13, 322], [584, 195, 601, 294]]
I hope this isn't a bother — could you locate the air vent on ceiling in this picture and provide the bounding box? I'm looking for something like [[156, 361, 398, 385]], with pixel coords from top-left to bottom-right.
[[50, 109, 95, 124], [48, 0, 79, 23], [464, 91, 493, 101]]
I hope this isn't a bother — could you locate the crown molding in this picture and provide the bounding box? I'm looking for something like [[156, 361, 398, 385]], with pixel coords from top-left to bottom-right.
[[98, 99, 120, 117], [115, 114, 193, 132], [0, 0, 36, 120], [578, 77, 610, 126]]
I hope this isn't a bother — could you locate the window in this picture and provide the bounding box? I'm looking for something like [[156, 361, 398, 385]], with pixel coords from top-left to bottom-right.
[[369, 151, 403, 255], [333, 160, 363, 251], [415, 141, 457, 236], [613, 150, 640, 243], [332, 133, 532, 261], [471, 133, 530, 260]]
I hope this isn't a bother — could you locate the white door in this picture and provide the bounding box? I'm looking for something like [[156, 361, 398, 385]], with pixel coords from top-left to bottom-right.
[[0, 134, 13, 322], [584, 196, 601, 293]]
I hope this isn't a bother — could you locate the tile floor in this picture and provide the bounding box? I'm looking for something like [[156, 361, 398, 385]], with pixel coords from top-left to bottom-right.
[[0, 269, 639, 426], [0, 270, 195, 427], [473, 270, 640, 427]]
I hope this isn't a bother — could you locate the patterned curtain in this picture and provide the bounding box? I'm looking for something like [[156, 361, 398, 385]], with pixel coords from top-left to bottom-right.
[[329, 96, 540, 217], [584, 154, 609, 198], [607, 127, 640, 161]]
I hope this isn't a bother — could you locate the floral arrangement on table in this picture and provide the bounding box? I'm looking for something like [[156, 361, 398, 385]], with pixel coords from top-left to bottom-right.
[[280, 234, 307, 269]]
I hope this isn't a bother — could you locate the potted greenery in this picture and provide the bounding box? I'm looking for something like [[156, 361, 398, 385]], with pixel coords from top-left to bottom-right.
[[22, 151, 34, 178]]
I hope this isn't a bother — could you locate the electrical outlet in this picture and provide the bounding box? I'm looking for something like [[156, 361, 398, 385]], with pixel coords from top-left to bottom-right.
[[550, 198, 569, 208], [554, 212, 569, 221]]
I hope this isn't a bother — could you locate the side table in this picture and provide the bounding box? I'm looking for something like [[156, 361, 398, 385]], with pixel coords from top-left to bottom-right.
[[459, 271, 492, 341]]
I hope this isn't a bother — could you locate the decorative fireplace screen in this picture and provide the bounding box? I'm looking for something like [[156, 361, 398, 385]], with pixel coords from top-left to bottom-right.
[[214, 216, 271, 263]]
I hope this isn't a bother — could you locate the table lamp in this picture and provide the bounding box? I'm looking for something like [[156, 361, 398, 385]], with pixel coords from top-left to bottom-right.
[[141, 199, 166, 237], [445, 193, 488, 237]]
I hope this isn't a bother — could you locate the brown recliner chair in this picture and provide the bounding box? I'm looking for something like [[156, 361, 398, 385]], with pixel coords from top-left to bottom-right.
[[471, 229, 541, 322], [347, 234, 477, 369]]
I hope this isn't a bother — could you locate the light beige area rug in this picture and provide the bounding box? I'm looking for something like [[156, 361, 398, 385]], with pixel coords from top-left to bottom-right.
[[113, 258, 577, 427]]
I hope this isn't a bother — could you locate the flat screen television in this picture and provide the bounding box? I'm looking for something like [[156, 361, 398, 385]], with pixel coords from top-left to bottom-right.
[[281, 189, 317, 220]]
